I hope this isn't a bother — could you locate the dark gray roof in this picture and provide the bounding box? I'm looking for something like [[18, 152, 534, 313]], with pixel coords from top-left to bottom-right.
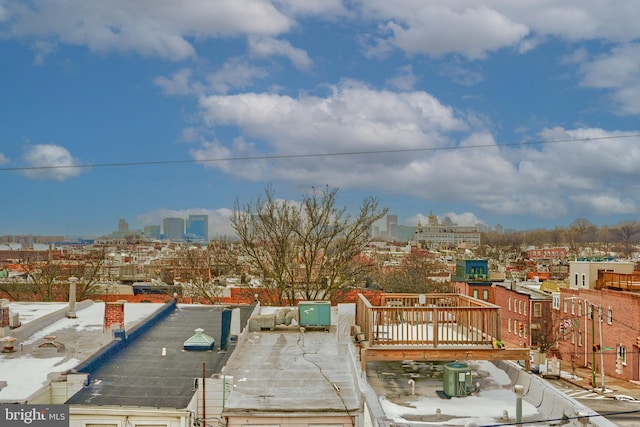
[[67, 305, 253, 409]]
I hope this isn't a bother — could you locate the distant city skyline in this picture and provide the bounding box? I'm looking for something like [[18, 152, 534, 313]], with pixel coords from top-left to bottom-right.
[[2, 2, 640, 237]]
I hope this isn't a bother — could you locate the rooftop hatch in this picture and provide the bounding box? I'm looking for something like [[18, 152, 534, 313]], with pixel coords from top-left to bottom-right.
[[183, 328, 215, 351]]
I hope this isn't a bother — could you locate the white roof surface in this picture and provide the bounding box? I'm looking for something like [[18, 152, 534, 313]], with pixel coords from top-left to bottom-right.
[[0, 300, 163, 402]]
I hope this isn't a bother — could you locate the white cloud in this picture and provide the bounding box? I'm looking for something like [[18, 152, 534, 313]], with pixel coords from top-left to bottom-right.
[[154, 68, 198, 96], [4, 0, 293, 60], [0, 152, 8, 164], [358, 1, 640, 59], [136, 207, 235, 237], [192, 81, 640, 219], [365, 4, 530, 59], [386, 65, 418, 91], [578, 43, 640, 114], [20, 144, 84, 181], [205, 58, 269, 94], [248, 36, 312, 70]]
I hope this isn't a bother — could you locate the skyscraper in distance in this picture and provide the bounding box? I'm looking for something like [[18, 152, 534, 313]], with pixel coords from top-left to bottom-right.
[[163, 217, 185, 241], [186, 214, 208, 242]]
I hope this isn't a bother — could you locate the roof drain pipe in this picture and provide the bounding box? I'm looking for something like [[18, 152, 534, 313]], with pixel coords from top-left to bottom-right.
[[202, 362, 206, 426]]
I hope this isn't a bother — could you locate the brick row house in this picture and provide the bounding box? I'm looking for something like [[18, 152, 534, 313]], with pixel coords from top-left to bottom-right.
[[453, 259, 554, 350], [555, 260, 640, 382]]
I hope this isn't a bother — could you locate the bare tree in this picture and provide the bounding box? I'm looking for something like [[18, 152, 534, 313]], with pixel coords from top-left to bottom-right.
[[231, 186, 387, 305], [0, 247, 109, 301], [610, 220, 640, 258], [375, 251, 455, 293], [173, 244, 229, 304]]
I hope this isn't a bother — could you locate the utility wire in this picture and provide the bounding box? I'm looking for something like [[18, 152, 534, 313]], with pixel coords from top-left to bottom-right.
[[2, 133, 639, 172]]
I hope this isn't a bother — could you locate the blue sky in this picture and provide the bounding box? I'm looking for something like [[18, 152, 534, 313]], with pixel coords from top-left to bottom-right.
[[2, 1, 640, 238]]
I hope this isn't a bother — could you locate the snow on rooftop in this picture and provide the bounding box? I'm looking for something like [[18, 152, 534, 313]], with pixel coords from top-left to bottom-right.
[[9, 302, 67, 324], [0, 300, 164, 403], [376, 360, 545, 426], [0, 356, 80, 401]]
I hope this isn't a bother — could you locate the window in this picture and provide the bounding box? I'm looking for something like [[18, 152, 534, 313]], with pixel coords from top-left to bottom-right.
[[533, 303, 542, 317], [519, 300, 522, 314], [570, 331, 575, 344], [575, 273, 579, 287], [552, 294, 560, 310], [578, 331, 582, 347], [571, 300, 575, 315], [508, 318, 511, 332], [588, 304, 593, 319], [607, 307, 613, 324], [563, 299, 568, 313], [578, 303, 582, 317], [582, 274, 586, 287], [483, 289, 489, 300], [508, 298, 512, 311], [523, 303, 527, 316], [473, 289, 478, 299], [617, 345, 627, 365]]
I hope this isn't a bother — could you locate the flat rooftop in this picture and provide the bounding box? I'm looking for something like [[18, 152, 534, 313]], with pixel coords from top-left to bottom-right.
[[0, 300, 164, 403], [222, 326, 361, 414], [67, 304, 253, 409]]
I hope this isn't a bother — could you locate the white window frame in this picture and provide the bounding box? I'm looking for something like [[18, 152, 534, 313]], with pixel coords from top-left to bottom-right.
[[607, 307, 613, 325], [533, 303, 542, 317], [617, 345, 627, 365]]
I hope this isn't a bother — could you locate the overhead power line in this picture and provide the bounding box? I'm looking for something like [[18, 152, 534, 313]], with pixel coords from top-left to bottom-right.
[[2, 133, 639, 172]]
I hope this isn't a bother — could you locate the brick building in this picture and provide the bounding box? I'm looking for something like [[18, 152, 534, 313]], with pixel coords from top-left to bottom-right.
[[556, 288, 640, 382], [494, 282, 553, 349]]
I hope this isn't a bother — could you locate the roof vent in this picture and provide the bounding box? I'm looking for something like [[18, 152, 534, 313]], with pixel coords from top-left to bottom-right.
[[183, 328, 215, 351], [38, 335, 65, 352]]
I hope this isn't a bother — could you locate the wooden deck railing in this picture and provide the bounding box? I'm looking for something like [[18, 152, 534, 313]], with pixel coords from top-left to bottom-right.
[[356, 293, 501, 347], [596, 271, 640, 291]]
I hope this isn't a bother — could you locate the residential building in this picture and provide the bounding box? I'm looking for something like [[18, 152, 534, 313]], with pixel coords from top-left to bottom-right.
[[163, 217, 185, 241], [221, 304, 362, 425], [494, 281, 554, 349], [568, 259, 634, 289], [557, 285, 640, 383], [527, 247, 568, 260], [453, 259, 494, 302]]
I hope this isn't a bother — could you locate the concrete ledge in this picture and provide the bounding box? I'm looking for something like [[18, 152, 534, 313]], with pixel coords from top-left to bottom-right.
[[496, 361, 618, 427]]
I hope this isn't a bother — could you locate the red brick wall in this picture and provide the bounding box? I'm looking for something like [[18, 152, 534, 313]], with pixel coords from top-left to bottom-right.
[[557, 289, 640, 381], [494, 286, 532, 347]]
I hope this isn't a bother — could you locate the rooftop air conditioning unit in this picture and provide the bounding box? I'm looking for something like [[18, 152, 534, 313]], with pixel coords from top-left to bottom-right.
[[298, 301, 331, 330], [442, 362, 472, 397]]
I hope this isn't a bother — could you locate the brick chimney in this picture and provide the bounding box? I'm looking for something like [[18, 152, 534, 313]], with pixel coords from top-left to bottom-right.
[[104, 300, 126, 331]]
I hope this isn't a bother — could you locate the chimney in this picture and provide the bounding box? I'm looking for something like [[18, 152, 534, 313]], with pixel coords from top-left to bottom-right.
[[104, 300, 126, 331], [68, 276, 78, 318], [0, 299, 10, 328]]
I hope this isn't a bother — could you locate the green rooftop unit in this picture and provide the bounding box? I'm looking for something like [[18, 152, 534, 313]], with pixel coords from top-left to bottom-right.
[[298, 301, 331, 329], [442, 362, 472, 397]]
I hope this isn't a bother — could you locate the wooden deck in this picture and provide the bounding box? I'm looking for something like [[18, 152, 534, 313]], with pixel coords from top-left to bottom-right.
[[355, 293, 529, 369], [596, 271, 640, 291]]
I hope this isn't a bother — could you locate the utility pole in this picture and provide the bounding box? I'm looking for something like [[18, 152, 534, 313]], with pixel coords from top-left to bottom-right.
[[598, 306, 605, 392], [591, 304, 596, 388]]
